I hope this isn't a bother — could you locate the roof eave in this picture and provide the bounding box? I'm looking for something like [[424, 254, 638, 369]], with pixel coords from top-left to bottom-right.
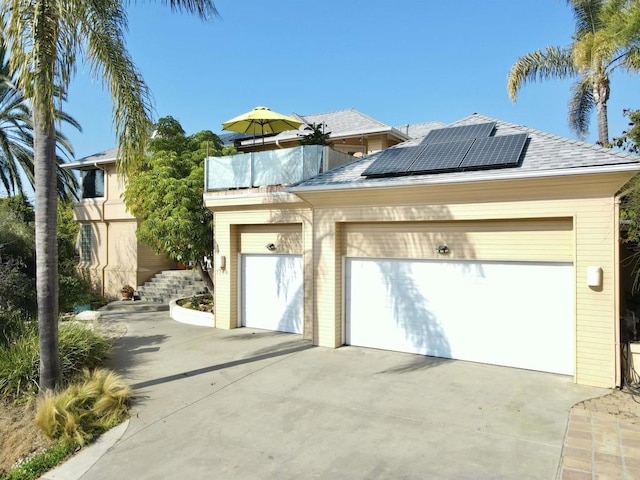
[[287, 163, 640, 193]]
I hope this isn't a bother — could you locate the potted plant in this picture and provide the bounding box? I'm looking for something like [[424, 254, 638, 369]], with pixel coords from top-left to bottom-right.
[[120, 285, 135, 300]]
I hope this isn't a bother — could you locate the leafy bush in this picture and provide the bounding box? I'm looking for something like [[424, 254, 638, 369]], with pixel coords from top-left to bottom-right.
[[0, 323, 111, 400], [34, 368, 130, 445]]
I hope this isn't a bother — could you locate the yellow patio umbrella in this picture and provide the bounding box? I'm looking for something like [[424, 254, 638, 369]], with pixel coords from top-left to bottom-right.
[[222, 106, 303, 144]]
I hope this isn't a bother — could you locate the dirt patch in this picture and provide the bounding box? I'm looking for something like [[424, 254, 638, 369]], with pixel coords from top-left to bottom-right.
[[0, 400, 54, 476], [574, 387, 640, 422]]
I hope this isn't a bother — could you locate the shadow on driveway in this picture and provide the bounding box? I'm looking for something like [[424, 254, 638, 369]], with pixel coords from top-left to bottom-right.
[[130, 342, 314, 390]]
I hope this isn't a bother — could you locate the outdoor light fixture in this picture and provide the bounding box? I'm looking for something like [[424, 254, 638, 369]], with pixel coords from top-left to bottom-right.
[[436, 245, 450, 254], [587, 266, 603, 288], [265, 243, 276, 251]]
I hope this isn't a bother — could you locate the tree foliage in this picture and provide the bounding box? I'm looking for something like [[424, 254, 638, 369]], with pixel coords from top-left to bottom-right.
[[124, 117, 231, 288], [298, 122, 333, 146], [507, 0, 640, 145], [0, 40, 80, 199], [0, 0, 218, 392], [613, 109, 640, 153]]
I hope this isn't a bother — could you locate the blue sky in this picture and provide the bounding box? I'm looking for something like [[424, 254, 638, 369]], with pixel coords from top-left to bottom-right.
[[62, 0, 639, 159]]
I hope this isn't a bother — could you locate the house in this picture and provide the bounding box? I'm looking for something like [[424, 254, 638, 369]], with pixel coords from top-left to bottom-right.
[[64, 108, 417, 297], [204, 113, 640, 389], [222, 108, 441, 156], [61, 148, 175, 295]]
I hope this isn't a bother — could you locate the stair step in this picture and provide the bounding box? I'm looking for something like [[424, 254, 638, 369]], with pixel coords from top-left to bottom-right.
[[135, 269, 209, 304]]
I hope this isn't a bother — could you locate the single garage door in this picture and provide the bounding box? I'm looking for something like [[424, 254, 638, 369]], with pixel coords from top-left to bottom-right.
[[241, 254, 303, 334], [345, 258, 574, 375]]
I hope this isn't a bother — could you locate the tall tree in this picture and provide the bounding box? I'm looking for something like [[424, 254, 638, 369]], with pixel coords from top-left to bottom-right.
[[1, 0, 218, 392], [0, 39, 79, 199], [124, 116, 231, 294], [507, 0, 640, 145]]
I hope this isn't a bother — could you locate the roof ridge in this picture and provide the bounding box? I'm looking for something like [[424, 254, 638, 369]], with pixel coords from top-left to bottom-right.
[[298, 108, 390, 128]]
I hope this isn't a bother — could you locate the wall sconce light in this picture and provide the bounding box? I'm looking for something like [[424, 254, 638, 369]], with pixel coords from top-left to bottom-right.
[[265, 243, 276, 251], [217, 255, 226, 270], [587, 266, 603, 288], [435, 245, 450, 255]]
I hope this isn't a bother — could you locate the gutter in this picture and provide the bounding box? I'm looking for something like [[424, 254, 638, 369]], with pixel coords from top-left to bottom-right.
[[287, 163, 640, 194]]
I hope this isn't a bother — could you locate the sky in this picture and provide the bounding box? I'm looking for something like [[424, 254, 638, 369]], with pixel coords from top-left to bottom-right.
[[61, 0, 639, 160]]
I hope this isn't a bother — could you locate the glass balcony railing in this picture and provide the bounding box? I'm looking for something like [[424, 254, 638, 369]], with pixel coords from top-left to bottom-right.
[[204, 145, 352, 192]]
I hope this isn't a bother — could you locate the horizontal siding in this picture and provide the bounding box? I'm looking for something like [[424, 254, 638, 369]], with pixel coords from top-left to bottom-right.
[[343, 219, 572, 262], [239, 224, 302, 255], [297, 172, 631, 208]]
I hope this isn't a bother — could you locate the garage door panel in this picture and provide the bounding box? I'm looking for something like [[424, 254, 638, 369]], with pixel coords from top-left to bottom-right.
[[345, 258, 574, 375], [242, 254, 303, 334]]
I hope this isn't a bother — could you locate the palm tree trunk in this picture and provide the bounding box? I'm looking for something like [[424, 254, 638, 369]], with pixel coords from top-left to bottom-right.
[[34, 110, 60, 393], [593, 76, 610, 146], [596, 100, 609, 146]]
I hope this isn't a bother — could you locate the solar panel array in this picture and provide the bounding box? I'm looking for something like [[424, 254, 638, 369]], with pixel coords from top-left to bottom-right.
[[460, 133, 528, 170], [420, 122, 496, 144], [360, 146, 426, 177], [410, 139, 474, 174], [361, 122, 527, 178]]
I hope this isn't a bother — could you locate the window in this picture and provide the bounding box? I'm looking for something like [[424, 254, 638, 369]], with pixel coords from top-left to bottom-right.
[[81, 168, 105, 199], [80, 224, 92, 262]]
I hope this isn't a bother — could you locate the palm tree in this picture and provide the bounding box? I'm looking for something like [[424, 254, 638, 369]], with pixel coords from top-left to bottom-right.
[[507, 0, 640, 145], [1, 0, 218, 392], [0, 40, 80, 199]]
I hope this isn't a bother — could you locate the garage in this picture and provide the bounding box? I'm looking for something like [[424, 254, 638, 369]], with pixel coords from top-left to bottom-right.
[[241, 254, 303, 334], [345, 257, 574, 375]]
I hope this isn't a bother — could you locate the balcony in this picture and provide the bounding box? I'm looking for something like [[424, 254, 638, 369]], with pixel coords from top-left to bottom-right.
[[204, 145, 352, 192]]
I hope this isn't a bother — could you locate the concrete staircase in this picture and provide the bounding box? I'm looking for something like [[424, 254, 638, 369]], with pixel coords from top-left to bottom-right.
[[136, 270, 208, 303]]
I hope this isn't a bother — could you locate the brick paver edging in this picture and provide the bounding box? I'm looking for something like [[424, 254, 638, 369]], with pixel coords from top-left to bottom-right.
[[558, 408, 640, 479]]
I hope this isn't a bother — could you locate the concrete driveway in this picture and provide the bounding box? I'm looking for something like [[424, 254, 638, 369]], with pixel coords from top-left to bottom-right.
[[52, 310, 605, 479]]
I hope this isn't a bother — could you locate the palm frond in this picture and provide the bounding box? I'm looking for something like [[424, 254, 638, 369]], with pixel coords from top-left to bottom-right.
[[153, 0, 219, 20], [569, 0, 605, 39], [568, 76, 595, 138], [80, 0, 153, 176], [507, 46, 576, 101]]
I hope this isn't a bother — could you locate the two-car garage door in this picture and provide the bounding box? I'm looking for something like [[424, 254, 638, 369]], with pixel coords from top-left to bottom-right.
[[345, 258, 574, 375], [342, 219, 575, 376]]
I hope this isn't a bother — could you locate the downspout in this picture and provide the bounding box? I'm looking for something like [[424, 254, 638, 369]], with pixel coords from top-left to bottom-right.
[[615, 195, 622, 388], [96, 163, 109, 297]]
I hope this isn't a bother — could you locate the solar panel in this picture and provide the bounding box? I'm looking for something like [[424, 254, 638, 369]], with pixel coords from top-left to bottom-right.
[[407, 139, 474, 174], [420, 122, 496, 144], [459, 133, 527, 170], [361, 146, 425, 177]]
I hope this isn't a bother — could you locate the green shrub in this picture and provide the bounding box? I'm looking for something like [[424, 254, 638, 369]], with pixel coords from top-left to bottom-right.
[[34, 368, 131, 445], [58, 323, 111, 378], [0, 323, 111, 400], [1, 440, 78, 480]]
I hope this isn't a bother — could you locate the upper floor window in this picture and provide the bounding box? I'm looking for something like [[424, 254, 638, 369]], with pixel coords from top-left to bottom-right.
[[81, 168, 105, 199]]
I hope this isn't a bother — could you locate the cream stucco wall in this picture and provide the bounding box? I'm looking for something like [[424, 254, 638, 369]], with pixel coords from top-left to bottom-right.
[[73, 162, 175, 297]]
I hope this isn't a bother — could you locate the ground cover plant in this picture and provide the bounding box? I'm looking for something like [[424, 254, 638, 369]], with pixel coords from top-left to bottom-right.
[[0, 321, 128, 479], [177, 294, 214, 313]]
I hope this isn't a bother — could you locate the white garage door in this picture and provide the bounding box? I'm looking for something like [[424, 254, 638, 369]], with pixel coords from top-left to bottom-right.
[[241, 254, 303, 334], [345, 258, 574, 375]]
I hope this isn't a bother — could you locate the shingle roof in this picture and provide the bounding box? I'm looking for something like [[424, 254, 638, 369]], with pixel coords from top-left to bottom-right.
[[394, 121, 447, 139], [288, 113, 640, 192], [238, 108, 410, 146], [61, 147, 119, 169]]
